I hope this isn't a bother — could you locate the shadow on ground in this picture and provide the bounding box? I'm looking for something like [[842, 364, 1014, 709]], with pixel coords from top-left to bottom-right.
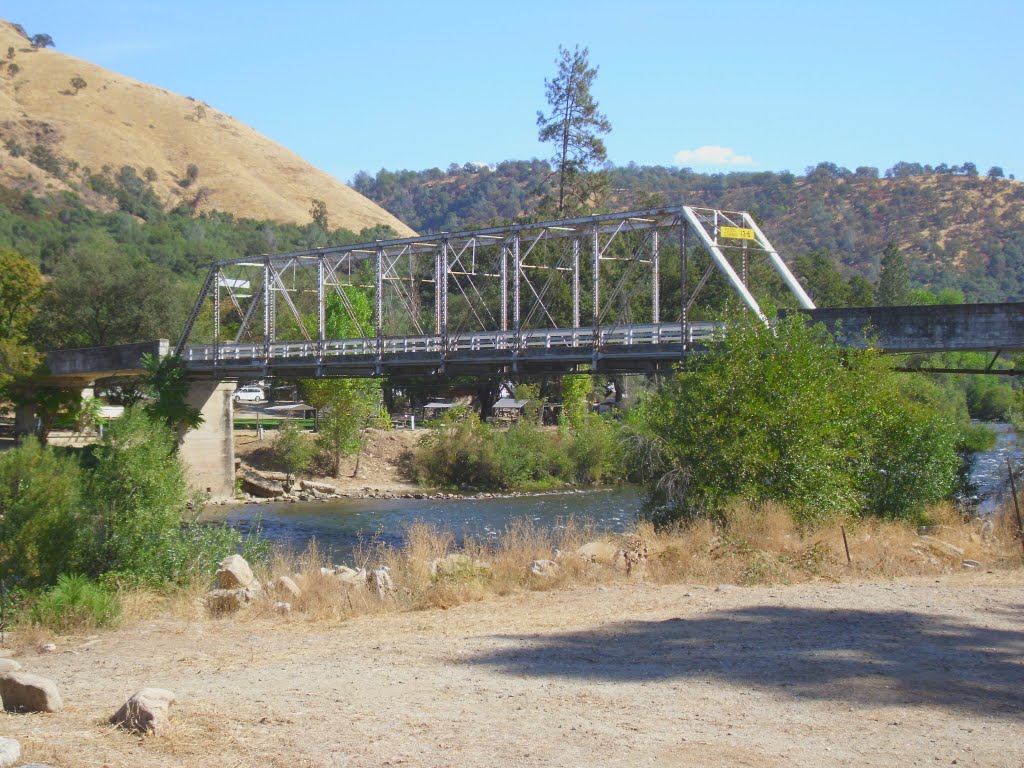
[[464, 604, 1024, 717]]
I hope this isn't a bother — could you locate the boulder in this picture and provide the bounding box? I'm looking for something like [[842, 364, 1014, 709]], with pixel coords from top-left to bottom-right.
[[0, 658, 21, 675], [0, 737, 19, 768], [300, 479, 337, 495], [336, 567, 367, 587], [530, 559, 560, 577], [429, 553, 490, 578], [576, 541, 623, 564], [915, 535, 966, 559], [216, 554, 259, 590], [368, 567, 394, 599], [238, 468, 286, 499], [38, 643, 56, 654], [206, 587, 260, 613], [273, 601, 292, 615], [268, 575, 301, 599], [109, 687, 176, 736], [0, 671, 63, 713]]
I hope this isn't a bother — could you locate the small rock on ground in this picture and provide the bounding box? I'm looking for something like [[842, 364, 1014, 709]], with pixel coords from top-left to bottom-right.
[[0, 671, 63, 713], [109, 687, 177, 736], [0, 737, 20, 768]]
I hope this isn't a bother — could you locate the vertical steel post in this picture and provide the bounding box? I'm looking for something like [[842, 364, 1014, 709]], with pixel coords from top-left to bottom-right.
[[213, 268, 221, 363], [651, 230, 660, 325], [434, 247, 442, 336], [572, 238, 581, 329], [440, 241, 449, 342], [263, 260, 273, 359], [513, 233, 521, 335], [375, 247, 385, 352], [500, 239, 509, 333], [681, 220, 689, 348], [317, 257, 326, 345]]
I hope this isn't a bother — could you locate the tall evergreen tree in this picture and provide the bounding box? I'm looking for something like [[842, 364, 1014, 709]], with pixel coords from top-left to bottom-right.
[[876, 241, 911, 306], [536, 45, 611, 215]]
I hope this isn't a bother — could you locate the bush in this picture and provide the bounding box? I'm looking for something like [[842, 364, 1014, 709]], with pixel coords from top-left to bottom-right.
[[273, 421, 315, 483], [0, 438, 88, 588], [31, 574, 120, 633], [634, 311, 964, 525]]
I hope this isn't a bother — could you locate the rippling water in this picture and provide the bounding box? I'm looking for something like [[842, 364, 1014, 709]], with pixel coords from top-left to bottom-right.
[[967, 422, 1021, 513], [207, 423, 1019, 561], [207, 486, 642, 563]]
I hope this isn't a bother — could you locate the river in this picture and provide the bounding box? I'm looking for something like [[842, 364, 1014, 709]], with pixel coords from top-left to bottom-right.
[[208, 423, 1019, 562]]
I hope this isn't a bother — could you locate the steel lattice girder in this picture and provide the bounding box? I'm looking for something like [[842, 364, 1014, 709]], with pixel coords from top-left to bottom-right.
[[175, 205, 814, 361]]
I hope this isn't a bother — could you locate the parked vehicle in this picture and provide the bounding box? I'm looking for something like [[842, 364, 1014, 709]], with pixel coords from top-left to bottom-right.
[[234, 385, 265, 403]]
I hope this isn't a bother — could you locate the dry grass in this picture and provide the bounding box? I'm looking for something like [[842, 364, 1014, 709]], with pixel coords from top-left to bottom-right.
[[185, 501, 1024, 628]]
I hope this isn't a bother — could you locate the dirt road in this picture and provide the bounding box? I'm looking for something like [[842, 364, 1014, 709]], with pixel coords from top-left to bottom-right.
[[4, 572, 1023, 767]]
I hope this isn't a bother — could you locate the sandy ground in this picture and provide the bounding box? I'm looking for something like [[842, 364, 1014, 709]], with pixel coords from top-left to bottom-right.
[[2, 571, 1022, 768], [235, 426, 424, 497]]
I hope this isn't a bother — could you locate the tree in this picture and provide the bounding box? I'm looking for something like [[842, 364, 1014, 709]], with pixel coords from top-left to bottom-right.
[[31, 240, 189, 349], [69, 75, 87, 94], [794, 250, 850, 307], [536, 45, 611, 214], [0, 248, 42, 397], [30, 33, 54, 49], [310, 199, 329, 230], [273, 421, 314, 486], [631, 311, 961, 525], [875, 241, 910, 306], [987, 166, 1005, 179], [141, 353, 203, 437]]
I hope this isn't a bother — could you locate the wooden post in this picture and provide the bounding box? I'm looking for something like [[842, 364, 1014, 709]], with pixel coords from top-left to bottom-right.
[[1006, 458, 1024, 556], [840, 526, 852, 565]]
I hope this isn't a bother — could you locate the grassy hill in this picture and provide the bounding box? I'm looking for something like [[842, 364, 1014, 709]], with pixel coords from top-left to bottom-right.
[[0, 20, 413, 235], [352, 162, 1024, 302]]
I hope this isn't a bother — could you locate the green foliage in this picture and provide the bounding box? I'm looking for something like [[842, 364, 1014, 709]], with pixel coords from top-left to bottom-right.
[[0, 246, 42, 339], [413, 407, 621, 491], [560, 373, 591, 428], [536, 45, 611, 215], [273, 421, 314, 483], [877, 241, 911, 307], [31, 574, 119, 633], [0, 438, 86, 588], [632, 312, 963, 525], [141, 352, 203, 434], [69, 75, 87, 93]]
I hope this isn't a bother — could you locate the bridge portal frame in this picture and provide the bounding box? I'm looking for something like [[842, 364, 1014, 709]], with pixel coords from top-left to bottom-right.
[[176, 206, 814, 378]]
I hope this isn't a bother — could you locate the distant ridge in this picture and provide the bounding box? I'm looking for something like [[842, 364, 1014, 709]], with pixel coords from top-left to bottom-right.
[[0, 20, 414, 235]]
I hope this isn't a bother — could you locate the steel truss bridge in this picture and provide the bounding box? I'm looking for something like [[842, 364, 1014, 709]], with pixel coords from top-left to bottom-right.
[[176, 206, 815, 379]]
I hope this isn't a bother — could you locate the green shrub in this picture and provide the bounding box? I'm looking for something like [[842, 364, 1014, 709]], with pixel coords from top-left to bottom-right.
[[273, 421, 315, 483], [0, 438, 88, 588], [31, 574, 120, 633]]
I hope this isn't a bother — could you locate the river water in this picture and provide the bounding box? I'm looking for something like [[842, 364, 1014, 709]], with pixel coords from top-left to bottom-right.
[[209, 423, 1019, 561]]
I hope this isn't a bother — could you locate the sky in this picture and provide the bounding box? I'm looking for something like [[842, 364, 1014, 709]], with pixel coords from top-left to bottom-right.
[[4, 1, 1022, 183]]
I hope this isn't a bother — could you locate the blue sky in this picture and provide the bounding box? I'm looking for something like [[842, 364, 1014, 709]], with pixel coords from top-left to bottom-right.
[[5, 1, 1022, 183]]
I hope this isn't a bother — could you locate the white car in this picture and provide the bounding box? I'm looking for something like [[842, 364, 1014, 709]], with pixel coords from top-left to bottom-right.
[[234, 385, 265, 403]]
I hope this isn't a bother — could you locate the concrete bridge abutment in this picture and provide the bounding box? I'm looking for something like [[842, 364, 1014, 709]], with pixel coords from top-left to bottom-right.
[[179, 381, 236, 501]]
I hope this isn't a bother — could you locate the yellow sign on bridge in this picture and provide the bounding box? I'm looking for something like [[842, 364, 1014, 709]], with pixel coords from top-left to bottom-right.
[[720, 226, 755, 241]]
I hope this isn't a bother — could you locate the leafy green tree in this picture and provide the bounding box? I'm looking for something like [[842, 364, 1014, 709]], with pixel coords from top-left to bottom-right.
[[30, 33, 54, 48], [310, 199, 329, 230], [31, 241, 188, 349], [69, 75, 87, 94], [536, 45, 611, 214], [560, 372, 592, 428], [0, 438, 86, 588], [0, 247, 42, 396], [875, 241, 911, 306], [141, 353, 203, 436], [794, 250, 850, 307], [632, 311, 962, 525], [273, 421, 314, 486]]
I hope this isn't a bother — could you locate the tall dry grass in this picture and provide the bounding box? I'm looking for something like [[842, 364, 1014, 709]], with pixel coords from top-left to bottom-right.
[[220, 501, 1024, 625]]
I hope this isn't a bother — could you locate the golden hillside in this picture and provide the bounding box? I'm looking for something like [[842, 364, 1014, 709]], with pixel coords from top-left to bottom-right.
[[0, 21, 413, 235]]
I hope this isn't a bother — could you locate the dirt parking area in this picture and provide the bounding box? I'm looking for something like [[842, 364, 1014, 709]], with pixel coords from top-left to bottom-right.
[[2, 571, 1022, 767]]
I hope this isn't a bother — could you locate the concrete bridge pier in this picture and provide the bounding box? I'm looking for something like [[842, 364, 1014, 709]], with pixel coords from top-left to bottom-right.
[[179, 381, 236, 501]]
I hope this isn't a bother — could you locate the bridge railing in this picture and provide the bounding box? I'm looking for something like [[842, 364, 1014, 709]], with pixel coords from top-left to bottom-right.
[[180, 321, 721, 367]]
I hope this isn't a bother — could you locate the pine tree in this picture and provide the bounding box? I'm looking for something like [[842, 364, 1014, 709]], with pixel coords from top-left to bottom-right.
[[876, 241, 910, 306], [536, 45, 611, 215]]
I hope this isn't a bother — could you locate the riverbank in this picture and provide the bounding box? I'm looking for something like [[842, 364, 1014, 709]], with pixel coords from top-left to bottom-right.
[[3, 570, 1022, 768]]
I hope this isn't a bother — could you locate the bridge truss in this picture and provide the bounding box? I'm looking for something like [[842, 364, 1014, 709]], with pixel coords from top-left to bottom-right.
[[176, 206, 815, 378]]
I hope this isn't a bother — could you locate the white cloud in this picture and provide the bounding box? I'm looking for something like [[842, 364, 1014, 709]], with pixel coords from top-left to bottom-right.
[[673, 145, 754, 166]]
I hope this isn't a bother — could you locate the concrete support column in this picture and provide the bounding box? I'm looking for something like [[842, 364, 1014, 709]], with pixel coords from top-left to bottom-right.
[[14, 401, 36, 439], [179, 381, 236, 500]]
